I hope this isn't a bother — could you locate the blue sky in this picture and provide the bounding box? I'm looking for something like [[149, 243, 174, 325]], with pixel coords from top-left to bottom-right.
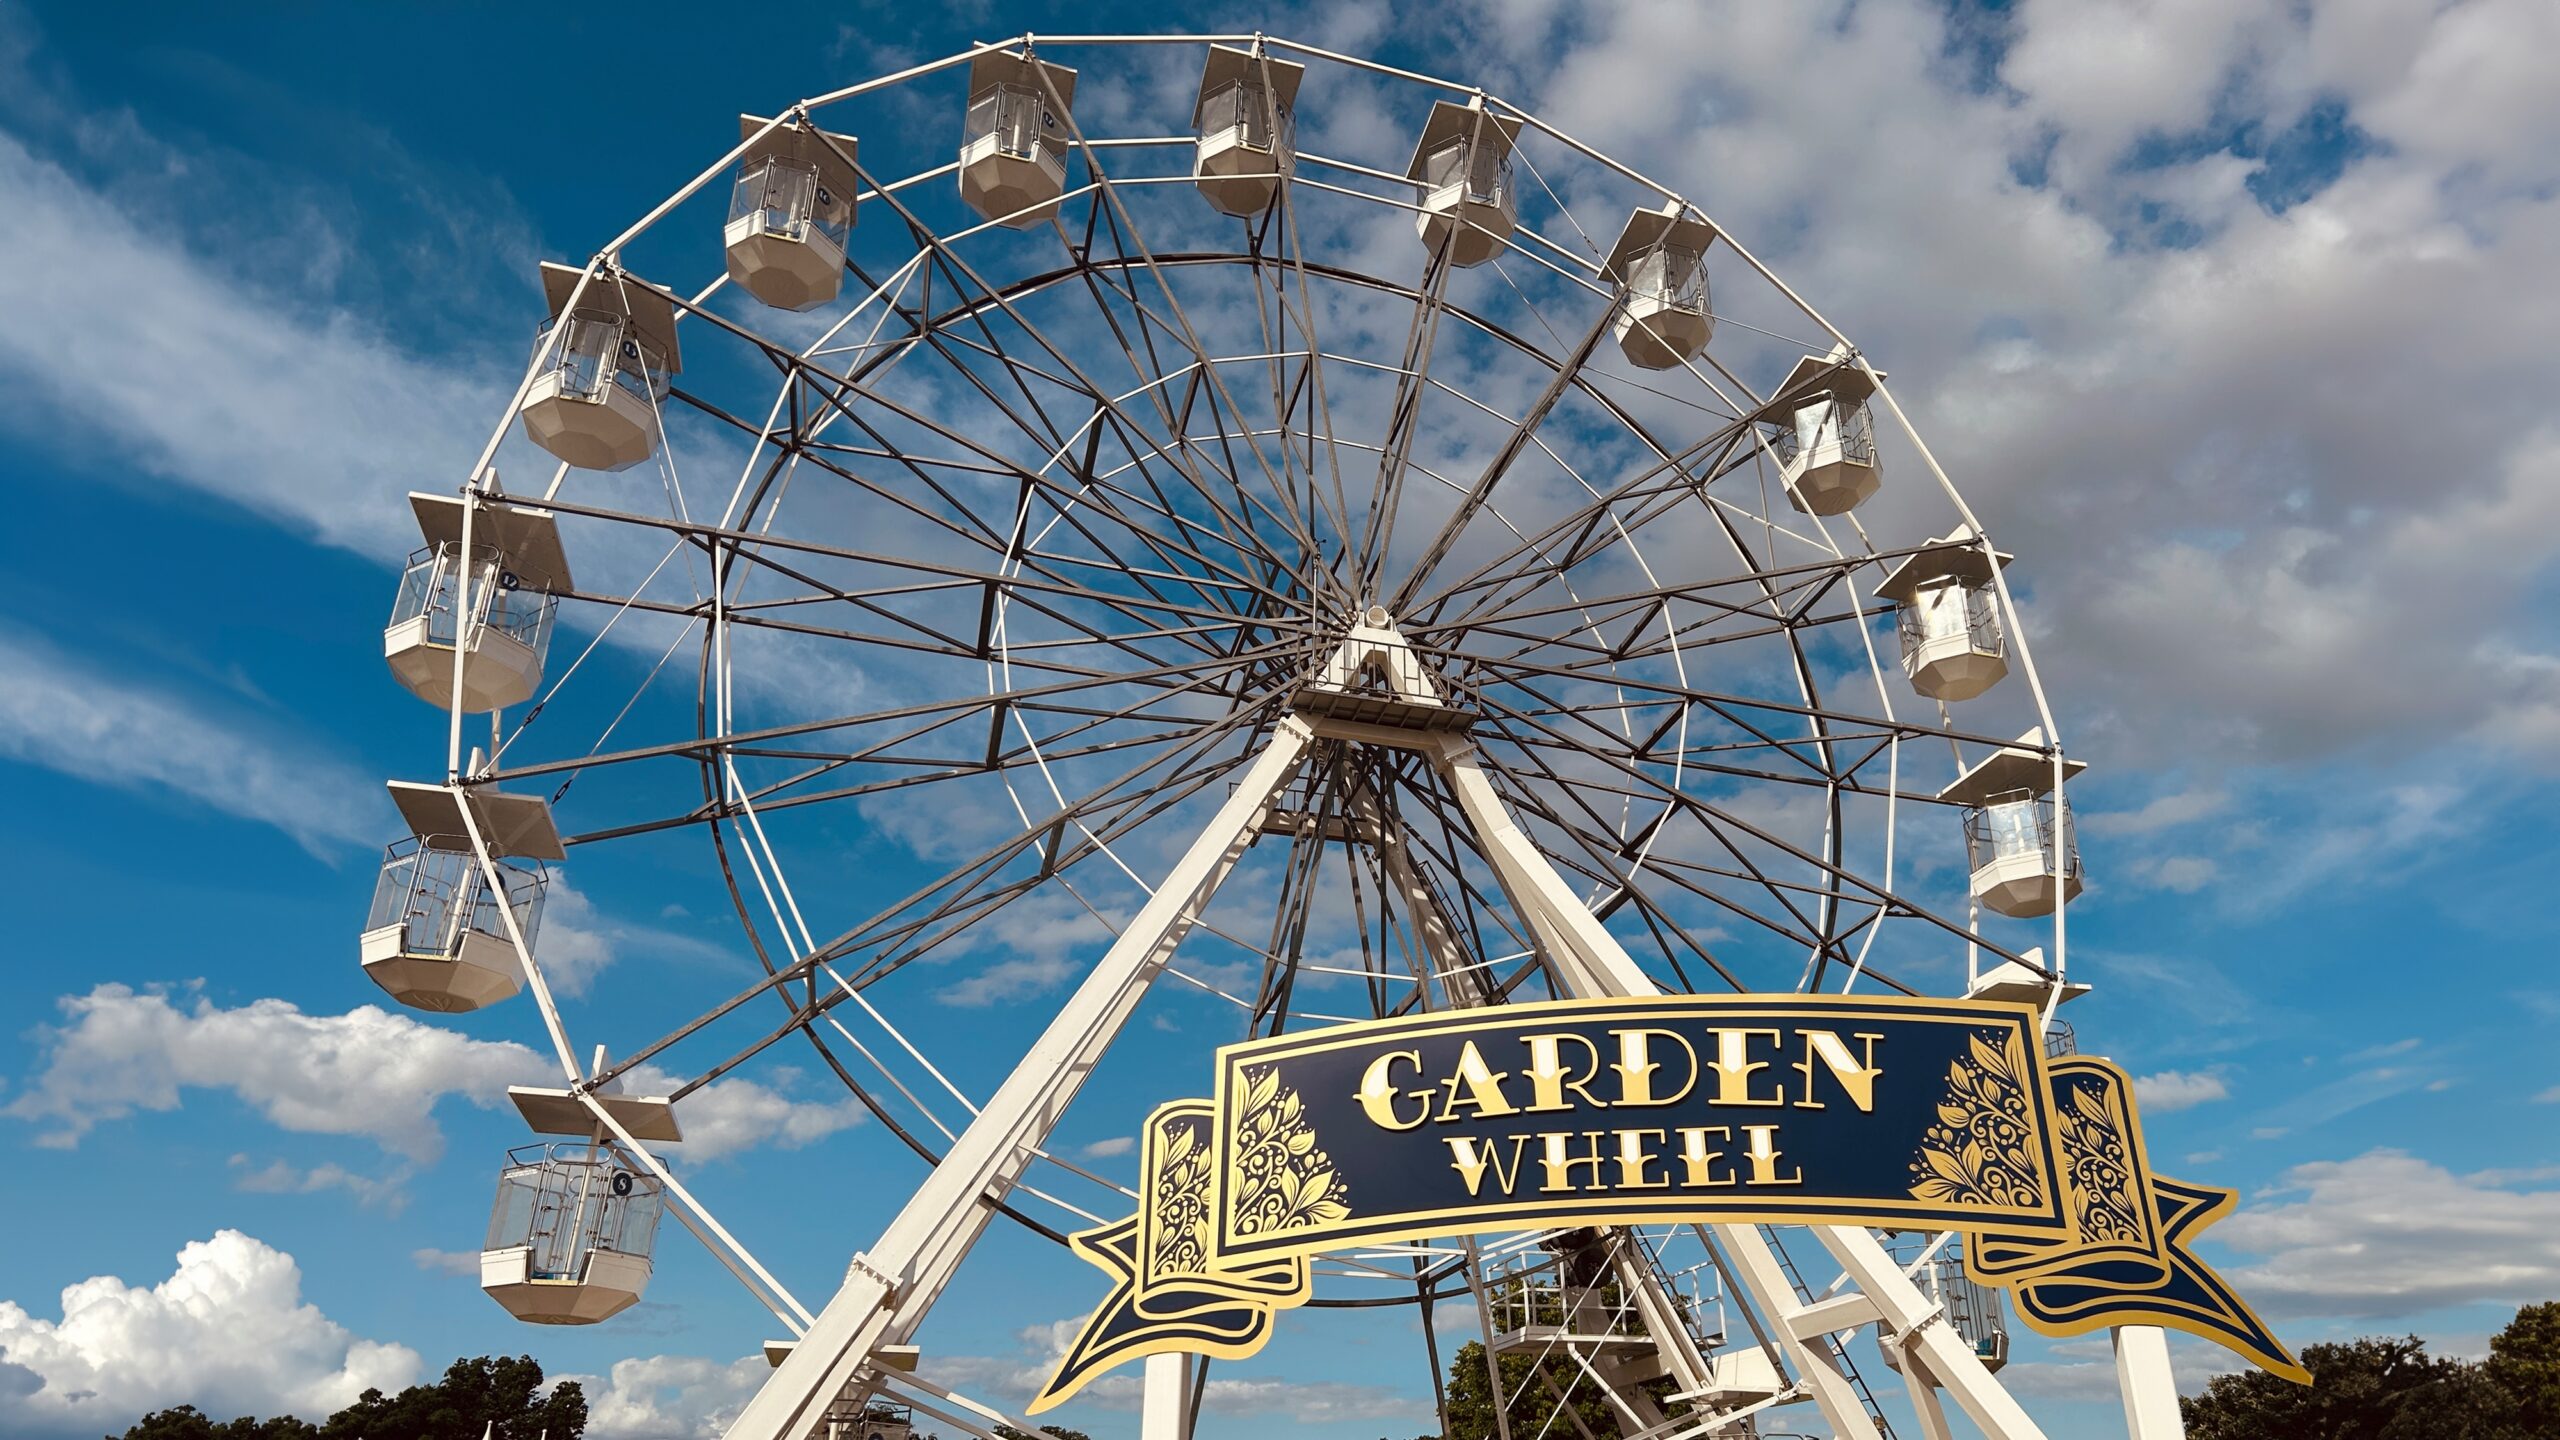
[[4, 1, 2560, 1437]]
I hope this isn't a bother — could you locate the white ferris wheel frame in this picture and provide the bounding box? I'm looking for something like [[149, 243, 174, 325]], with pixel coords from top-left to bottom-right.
[[399, 29, 2177, 1440]]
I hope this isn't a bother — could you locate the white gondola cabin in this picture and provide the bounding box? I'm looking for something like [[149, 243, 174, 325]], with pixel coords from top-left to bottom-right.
[[1409, 100, 1522, 268], [480, 1142, 664, 1325], [362, 837, 541, 1013], [1874, 525, 2010, 703], [481, 1062, 681, 1326], [1755, 347, 1882, 516], [1604, 206, 1718, 370], [385, 492, 569, 713], [360, 782, 566, 1013], [1193, 46, 1302, 217], [959, 53, 1076, 228], [727, 116, 859, 312], [1940, 732, 2086, 918], [520, 262, 683, 473]]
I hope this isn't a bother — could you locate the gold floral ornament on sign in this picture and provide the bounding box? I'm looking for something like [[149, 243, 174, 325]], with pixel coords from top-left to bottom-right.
[[1910, 1029, 2049, 1212], [1228, 1066, 1351, 1237]]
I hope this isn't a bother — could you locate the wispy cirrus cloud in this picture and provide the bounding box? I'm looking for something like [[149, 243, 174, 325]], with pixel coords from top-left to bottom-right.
[[0, 624, 383, 853]]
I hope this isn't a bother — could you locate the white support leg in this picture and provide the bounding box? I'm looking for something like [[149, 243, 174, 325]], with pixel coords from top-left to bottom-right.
[[722, 719, 1316, 1440], [1432, 733, 2050, 1440], [1354, 775, 1713, 1403], [1142, 1353, 1193, 1440], [2116, 1325, 2185, 1439], [1898, 1348, 1957, 1440]]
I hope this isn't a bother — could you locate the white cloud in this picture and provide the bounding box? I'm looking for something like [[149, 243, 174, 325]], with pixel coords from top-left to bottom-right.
[[0, 1230, 420, 1438], [533, 881, 742, 999], [228, 1154, 409, 1213], [2128, 854, 2218, 894], [2, 983, 865, 1165], [409, 1248, 481, 1277], [2132, 1069, 2230, 1114], [2217, 1149, 2560, 1316], [2083, 788, 2229, 837], [572, 1353, 771, 1440], [631, 1064, 867, 1163], [0, 625, 383, 853], [1080, 1136, 1135, 1158], [3, 984, 544, 1162], [0, 125, 496, 558]]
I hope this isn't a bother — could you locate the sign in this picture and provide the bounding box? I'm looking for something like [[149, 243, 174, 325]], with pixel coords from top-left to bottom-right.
[[1030, 994, 2302, 1411]]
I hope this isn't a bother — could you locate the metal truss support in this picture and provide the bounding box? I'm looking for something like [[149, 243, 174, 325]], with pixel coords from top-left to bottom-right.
[[1429, 728, 2049, 1440], [722, 718, 1316, 1440]]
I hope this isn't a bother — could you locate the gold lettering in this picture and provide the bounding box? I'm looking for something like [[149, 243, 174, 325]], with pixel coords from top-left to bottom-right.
[[1434, 1041, 1521, 1122], [1445, 1135, 1535, 1196], [1354, 1050, 1429, 1131], [1707, 1028, 1784, 1106], [1614, 1128, 1671, 1189], [1520, 1032, 1606, 1114], [1537, 1131, 1613, 1193], [1740, 1124, 1802, 1186], [1791, 1030, 1885, 1112], [1676, 1126, 1734, 1187], [1611, 1028, 1698, 1108]]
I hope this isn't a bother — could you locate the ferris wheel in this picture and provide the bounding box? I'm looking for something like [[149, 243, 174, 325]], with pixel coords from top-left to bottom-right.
[[352, 31, 2152, 1440]]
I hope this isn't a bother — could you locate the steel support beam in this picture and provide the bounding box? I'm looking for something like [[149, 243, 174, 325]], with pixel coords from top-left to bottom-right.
[[721, 718, 1315, 1440]]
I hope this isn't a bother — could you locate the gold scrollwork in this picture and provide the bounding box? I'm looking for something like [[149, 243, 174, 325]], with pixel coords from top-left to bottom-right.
[[1229, 1065, 1352, 1237], [2053, 1074, 2149, 1246], [1146, 1116, 1215, 1281], [1909, 1029, 2048, 1212]]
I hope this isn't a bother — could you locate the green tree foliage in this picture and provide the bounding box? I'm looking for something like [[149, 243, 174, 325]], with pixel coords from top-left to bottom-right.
[[993, 1426, 1094, 1440], [2487, 1301, 2560, 1436], [110, 1407, 316, 1440], [114, 1356, 584, 1440], [2178, 1326, 2545, 1440]]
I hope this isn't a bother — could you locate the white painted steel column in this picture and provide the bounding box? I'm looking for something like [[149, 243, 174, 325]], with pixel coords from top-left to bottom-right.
[[722, 719, 1315, 1440], [2116, 1325, 2185, 1439], [1141, 1354, 1193, 1440], [1431, 732, 2050, 1440]]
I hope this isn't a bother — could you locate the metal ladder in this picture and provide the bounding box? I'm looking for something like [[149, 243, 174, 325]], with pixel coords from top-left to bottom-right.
[[1765, 1228, 1896, 1440]]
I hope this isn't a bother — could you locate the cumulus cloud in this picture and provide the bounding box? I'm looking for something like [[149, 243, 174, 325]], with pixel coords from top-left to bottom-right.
[[2216, 1149, 2560, 1316], [572, 1354, 772, 1440], [229, 1154, 409, 1213], [2132, 1069, 2231, 1114], [409, 1248, 482, 1277], [0, 1230, 420, 1439], [3, 984, 544, 1162], [0, 626, 383, 853], [2, 983, 864, 1165]]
